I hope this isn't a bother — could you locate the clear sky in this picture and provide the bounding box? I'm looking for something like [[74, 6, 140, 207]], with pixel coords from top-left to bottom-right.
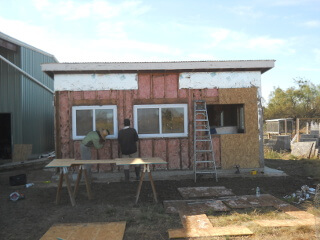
[[1, 0, 319, 102]]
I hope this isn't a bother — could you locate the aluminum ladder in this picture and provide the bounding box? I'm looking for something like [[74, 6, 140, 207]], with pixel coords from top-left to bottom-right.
[[193, 100, 218, 182]]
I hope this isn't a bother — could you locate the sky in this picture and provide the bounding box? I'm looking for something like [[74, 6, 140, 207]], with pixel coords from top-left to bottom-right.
[[0, 0, 320, 103]]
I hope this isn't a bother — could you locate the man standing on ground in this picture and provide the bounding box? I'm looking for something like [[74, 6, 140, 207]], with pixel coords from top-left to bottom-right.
[[118, 119, 140, 182], [80, 128, 109, 180]]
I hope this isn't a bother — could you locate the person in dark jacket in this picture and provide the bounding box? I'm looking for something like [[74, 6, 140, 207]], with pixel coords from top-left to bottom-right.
[[118, 119, 140, 181]]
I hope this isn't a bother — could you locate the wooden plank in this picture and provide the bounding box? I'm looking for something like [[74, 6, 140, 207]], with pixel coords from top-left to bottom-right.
[[115, 157, 167, 165], [45, 159, 75, 168], [178, 186, 234, 199], [40, 222, 126, 240], [169, 214, 253, 238], [12, 144, 32, 162], [164, 199, 230, 214], [46, 159, 121, 168], [254, 218, 315, 227], [285, 211, 315, 219], [169, 226, 253, 238]]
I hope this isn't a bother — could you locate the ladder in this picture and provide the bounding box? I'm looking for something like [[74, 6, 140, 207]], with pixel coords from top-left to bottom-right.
[[193, 100, 218, 182]]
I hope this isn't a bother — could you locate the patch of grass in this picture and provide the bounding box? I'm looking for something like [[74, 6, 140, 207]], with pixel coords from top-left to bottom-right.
[[206, 207, 316, 240]]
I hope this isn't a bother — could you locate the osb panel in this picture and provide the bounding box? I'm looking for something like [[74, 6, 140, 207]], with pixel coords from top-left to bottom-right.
[[178, 186, 234, 199], [255, 218, 315, 227], [152, 74, 165, 99], [219, 88, 260, 169], [219, 87, 258, 104], [58, 92, 71, 158], [138, 74, 151, 99], [40, 222, 126, 240], [168, 139, 181, 169], [153, 139, 167, 170], [165, 74, 178, 99], [212, 136, 221, 167], [181, 138, 189, 169], [139, 139, 153, 157]]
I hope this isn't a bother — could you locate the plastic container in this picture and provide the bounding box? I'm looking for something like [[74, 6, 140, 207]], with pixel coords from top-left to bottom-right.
[[256, 187, 260, 197], [25, 183, 34, 188]]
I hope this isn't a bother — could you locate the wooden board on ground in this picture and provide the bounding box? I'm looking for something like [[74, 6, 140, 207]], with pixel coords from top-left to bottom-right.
[[163, 199, 230, 214], [178, 186, 234, 199], [255, 218, 315, 227], [40, 222, 126, 240], [115, 157, 167, 165], [12, 144, 32, 162], [223, 194, 277, 209], [168, 214, 253, 239]]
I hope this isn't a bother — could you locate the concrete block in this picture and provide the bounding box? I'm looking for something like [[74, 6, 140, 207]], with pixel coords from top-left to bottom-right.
[[291, 142, 316, 158]]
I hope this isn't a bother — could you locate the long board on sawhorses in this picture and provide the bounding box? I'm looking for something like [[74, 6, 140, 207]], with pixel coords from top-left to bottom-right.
[[115, 157, 167, 204], [45, 159, 118, 206]]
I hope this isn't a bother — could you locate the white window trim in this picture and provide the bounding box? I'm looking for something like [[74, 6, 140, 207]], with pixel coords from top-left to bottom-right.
[[133, 104, 188, 138], [72, 105, 118, 140]]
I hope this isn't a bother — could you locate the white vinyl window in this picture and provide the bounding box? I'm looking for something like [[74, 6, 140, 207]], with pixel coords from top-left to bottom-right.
[[72, 105, 118, 140], [134, 104, 188, 138]]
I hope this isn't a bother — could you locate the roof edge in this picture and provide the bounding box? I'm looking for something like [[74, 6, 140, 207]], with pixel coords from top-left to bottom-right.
[[0, 31, 58, 61], [42, 60, 275, 75]]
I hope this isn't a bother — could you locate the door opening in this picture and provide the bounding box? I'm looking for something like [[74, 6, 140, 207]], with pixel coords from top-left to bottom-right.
[[0, 113, 12, 159]]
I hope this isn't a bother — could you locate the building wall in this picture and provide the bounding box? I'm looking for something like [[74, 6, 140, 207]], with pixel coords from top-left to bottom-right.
[[55, 72, 261, 171], [0, 46, 23, 145], [20, 47, 56, 155]]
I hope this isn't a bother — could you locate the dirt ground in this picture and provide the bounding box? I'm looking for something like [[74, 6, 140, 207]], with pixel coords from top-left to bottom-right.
[[0, 159, 319, 240]]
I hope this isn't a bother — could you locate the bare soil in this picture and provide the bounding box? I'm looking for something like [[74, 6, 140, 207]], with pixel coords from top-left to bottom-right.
[[0, 159, 319, 240]]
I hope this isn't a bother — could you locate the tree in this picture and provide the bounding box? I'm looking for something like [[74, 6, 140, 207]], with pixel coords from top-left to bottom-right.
[[264, 78, 320, 120]]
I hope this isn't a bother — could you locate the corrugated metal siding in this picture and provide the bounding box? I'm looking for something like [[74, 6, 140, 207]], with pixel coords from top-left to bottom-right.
[[20, 47, 56, 155], [0, 47, 23, 144]]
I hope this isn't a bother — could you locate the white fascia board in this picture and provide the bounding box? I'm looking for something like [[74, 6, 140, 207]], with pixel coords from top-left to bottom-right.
[[54, 73, 138, 91], [179, 71, 261, 89], [42, 60, 275, 72]]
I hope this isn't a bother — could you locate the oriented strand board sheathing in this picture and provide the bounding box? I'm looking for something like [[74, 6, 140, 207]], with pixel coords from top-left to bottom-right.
[[285, 211, 316, 219], [163, 199, 230, 214], [178, 186, 234, 199], [223, 195, 276, 209], [40, 222, 126, 240], [255, 218, 315, 227], [212, 136, 221, 167], [219, 87, 260, 169], [168, 214, 253, 238]]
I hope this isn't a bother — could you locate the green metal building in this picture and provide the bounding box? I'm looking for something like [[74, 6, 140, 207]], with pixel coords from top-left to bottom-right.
[[0, 32, 58, 160]]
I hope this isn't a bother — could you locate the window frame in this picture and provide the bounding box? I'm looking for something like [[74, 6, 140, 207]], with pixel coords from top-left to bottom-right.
[[133, 104, 188, 138], [72, 105, 118, 140]]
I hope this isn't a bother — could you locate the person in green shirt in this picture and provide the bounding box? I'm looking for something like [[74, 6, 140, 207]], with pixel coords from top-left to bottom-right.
[[80, 129, 109, 180]]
